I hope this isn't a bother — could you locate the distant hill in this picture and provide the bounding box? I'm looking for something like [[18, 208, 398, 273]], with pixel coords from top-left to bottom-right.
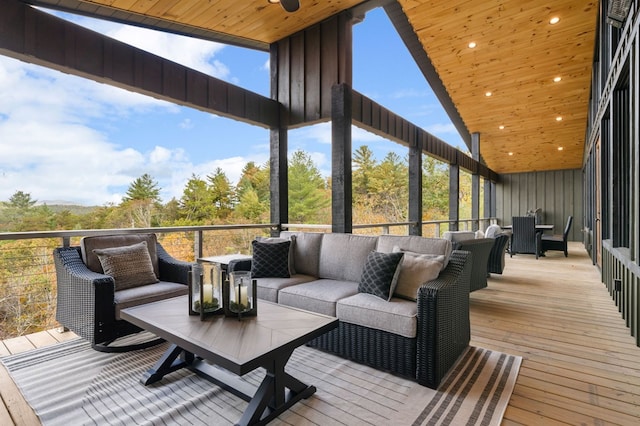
[[37, 202, 99, 215]]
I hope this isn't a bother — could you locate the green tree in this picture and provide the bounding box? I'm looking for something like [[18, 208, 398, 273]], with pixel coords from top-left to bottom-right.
[[8, 191, 37, 210], [207, 168, 234, 220], [353, 145, 377, 204], [369, 152, 408, 222], [178, 175, 215, 224], [288, 150, 330, 223], [121, 174, 162, 227], [422, 155, 449, 220], [122, 173, 161, 203]]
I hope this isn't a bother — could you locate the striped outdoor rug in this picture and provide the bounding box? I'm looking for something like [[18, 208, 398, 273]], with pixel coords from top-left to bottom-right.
[[1, 336, 521, 425]]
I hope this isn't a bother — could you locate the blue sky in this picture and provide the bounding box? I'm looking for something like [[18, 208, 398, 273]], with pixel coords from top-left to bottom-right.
[[0, 7, 463, 206]]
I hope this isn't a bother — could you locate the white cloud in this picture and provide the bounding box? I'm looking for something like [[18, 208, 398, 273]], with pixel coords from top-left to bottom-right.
[[426, 123, 458, 135]]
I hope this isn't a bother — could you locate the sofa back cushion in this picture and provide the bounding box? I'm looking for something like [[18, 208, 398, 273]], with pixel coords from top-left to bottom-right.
[[442, 231, 476, 243], [280, 231, 324, 276], [81, 233, 160, 277], [376, 235, 452, 267], [318, 233, 378, 282]]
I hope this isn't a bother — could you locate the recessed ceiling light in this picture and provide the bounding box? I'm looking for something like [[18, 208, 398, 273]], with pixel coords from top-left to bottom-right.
[[499, 125, 505, 130], [556, 116, 563, 121], [558, 146, 564, 151], [468, 42, 477, 48], [550, 17, 560, 24], [485, 92, 492, 97], [554, 76, 562, 82], [508, 152, 514, 156]]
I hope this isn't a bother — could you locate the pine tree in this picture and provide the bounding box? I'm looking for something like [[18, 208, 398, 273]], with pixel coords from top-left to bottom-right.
[[122, 173, 161, 203], [288, 150, 330, 223], [207, 168, 235, 220]]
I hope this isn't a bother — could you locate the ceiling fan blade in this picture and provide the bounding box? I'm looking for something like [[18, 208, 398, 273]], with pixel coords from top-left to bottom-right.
[[280, 0, 300, 12]]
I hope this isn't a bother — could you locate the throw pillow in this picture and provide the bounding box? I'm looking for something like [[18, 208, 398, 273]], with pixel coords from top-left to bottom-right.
[[392, 252, 443, 301], [93, 241, 159, 291], [251, 240, 291, 278], [485, 224, 502, 239], [358, 251, 404, 301], [475, 230, 485, 239], [392, 246, 446, 271], [256, 235, 297, 275]]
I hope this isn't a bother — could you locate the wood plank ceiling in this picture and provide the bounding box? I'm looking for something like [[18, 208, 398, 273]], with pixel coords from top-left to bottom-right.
[[24, 0, 599, 174]]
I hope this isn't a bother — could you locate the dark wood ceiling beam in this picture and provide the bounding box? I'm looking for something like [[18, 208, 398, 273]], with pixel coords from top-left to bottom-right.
[[0, 0, 278, 128], [383, 1, 471, 150], [351, 88, 499, 182]]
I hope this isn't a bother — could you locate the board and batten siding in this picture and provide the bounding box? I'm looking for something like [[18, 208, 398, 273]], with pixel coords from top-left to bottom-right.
[[496, 169, 583, 242]]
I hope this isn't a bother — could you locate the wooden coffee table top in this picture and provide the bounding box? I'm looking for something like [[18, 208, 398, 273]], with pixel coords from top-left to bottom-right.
[[121, 296, 338, 375]]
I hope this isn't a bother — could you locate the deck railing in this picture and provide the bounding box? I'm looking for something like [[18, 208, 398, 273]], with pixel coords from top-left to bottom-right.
[[0, 218, 496, 340]]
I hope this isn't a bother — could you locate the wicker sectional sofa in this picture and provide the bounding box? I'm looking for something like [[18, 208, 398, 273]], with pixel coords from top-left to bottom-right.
[[230, 232, 472, 389]]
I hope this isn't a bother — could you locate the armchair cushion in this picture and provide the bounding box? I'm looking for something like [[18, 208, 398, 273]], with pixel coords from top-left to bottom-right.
[[357, 251, 404, 301], [93, 241, 159, 291], [251, 240, 291, 278]]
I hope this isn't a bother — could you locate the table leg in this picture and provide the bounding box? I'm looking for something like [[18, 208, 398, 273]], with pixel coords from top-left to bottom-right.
[[141, 343, 192, 385]]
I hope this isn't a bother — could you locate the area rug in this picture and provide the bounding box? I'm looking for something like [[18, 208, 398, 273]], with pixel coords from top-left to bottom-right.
[[1, 336, 521, 425]]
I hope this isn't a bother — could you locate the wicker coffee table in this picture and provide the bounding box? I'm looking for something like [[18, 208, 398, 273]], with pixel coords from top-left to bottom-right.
[[121, 296, 337, 426]]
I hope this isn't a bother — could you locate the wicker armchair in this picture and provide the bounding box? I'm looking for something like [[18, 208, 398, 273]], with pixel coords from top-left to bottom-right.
[[54, 234, 191, 352], [488, 232, 511, 274], [510, 216, 540, 258], [455, 238, 495, 291]]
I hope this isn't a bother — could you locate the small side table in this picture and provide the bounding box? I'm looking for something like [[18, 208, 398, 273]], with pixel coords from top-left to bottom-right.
[[198, 254, 252, 271]]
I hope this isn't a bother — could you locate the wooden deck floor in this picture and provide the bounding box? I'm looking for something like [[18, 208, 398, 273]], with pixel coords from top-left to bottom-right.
[[2, 242, 639, 425]]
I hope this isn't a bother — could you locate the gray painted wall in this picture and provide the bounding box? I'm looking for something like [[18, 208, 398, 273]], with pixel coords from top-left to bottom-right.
[[496, 169, 583, 242]]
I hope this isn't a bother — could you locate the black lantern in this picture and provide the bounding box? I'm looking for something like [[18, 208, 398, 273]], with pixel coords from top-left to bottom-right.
[[223, 271, 257, 319], [188, 262, 224, 319]]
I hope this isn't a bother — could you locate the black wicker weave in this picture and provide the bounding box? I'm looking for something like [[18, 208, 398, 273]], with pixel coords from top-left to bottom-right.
[[54, 243, 191, 352], [510, 216, 540, 258], [454, 238, 494, 292], [488, 232, 511, 274], [232, 250, 472, 390]]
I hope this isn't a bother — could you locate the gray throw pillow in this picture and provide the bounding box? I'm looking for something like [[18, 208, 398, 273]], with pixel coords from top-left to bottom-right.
[[358, 251, 404, 301], [251, 240, 291, 278], [92, 241, 159, 291]]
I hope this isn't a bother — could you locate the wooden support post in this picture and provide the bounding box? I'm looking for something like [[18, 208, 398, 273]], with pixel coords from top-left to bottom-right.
[[331, 83, 353, 234], [409, 127, 423, 236], [449, 162, 460, 232], [471, 133, 480, 231]]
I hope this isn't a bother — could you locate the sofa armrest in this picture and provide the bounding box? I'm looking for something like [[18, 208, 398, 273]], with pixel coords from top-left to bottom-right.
[[228, 258, 253, 272], [156, 243, 192, 284], [53, 247, 116, 344], [415, 250, 471, 388]]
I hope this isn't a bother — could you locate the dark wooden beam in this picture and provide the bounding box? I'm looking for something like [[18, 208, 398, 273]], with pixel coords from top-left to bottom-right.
[[0, 0, 278, 128], [471, 133, 480, 231], [331, 83, 353, 233], [449, 163, 460, 231], [408, 126, 422, 236], [351, 90, 499, 182], [270, 44, 288, 231]]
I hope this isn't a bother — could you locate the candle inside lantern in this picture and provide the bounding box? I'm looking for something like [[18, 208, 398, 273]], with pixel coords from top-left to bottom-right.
[[238, 283, 248, 308], [203, 284, 213, 302]]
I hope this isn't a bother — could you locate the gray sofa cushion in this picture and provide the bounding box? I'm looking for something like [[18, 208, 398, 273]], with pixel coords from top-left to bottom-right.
[[336, 293, 418, 338], [114, 281, 188, 319], [376, 234, 452, 267], [442, 231, 476, 243], [277, 278, 359, 317], [280, 231, 323, 277], [318, 233, 378, 282], [254, 274, 317, 303]]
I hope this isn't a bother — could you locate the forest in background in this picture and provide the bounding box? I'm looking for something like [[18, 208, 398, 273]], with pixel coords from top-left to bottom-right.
[[0, 146, 472, 338]]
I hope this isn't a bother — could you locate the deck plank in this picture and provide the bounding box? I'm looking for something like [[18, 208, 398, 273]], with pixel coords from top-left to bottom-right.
[[2, 242, 640, 424]]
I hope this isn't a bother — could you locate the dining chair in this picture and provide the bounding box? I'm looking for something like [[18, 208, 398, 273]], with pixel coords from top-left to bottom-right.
[[510, 216, 539, 259], [541, 216, 573, 257]]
